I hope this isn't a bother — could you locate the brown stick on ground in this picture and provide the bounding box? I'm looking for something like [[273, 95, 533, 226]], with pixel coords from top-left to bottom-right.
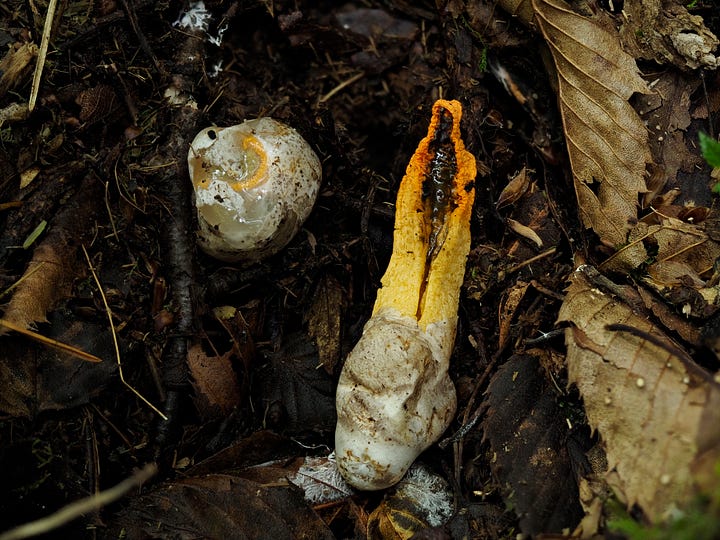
[[150, 20, 206, 453]]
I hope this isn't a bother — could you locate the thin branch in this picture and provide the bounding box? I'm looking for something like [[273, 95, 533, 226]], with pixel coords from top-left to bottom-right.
[[0, 463, 157, 540]]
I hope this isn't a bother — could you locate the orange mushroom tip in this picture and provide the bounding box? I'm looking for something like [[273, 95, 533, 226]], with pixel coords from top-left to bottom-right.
[[373, 99, 476, 329]]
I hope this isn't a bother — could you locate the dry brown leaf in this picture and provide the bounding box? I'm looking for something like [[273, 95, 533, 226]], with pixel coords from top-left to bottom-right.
[[2, 175, 101, 331], [558, 265, 720, 521], [3, 241, 74, 331], [0, 42, 38, 98], [533, 0, 651, 248], [187, 343, 241, 418], [650, 216, 720, 276], [601, 212, 720, 313], [496, 167, 532, 210], [646, 260, 705, 289]]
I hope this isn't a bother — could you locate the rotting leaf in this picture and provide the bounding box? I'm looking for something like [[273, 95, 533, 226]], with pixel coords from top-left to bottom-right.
[[533, 0, 651, 248], [0, 313, 117, 417], [558, 265, 720, 522], [635, 73, 704, 205], [306, 274, 345, 374], [481, 354, 584, 535], [617, 0, 719, 70], [288, 454, 354, 505], [257, 333, 336, 434], [188, 430, 297, 476], [187, 343, 241, 419], [110, 473, 335, 539]]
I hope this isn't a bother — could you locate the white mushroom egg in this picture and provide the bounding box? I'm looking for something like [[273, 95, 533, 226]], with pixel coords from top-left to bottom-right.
[[188, 118, 322, 262]]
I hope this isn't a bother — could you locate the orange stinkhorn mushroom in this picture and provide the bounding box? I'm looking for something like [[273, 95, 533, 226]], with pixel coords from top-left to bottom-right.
[[335, 99, 476, 490]]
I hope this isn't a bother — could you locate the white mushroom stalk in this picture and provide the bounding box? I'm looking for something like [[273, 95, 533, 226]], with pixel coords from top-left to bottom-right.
[[335, 99, 476, 490], [188, 118, 322, 262]]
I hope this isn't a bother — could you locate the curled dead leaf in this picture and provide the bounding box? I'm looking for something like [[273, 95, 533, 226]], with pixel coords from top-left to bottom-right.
[[601, 211, 720, 314], [507, 218, 543, 248], [496, 167, 532, 210]]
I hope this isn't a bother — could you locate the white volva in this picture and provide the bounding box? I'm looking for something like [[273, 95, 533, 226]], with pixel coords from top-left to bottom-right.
[[188, 118, 321, 262]]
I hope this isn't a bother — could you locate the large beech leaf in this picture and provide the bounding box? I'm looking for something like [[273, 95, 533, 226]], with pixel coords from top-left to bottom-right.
[[533, 0, 651, 247], [110, 473, 334, 539], [558, 265, 720, 521]]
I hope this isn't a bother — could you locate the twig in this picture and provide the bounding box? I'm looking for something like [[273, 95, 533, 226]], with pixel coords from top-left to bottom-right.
[[29, 0, 58, 112], [152, 17, 206, 451], [320, 72, 364, 103], [0, 462, 157, 540], [0, 318, 102, 363], [506, 246, 557, 274]]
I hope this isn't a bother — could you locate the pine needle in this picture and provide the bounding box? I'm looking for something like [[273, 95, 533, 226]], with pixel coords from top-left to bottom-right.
[[82, 245, 167, 420], [0, 318, 102, 363]]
